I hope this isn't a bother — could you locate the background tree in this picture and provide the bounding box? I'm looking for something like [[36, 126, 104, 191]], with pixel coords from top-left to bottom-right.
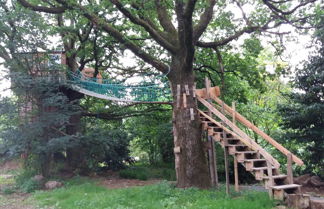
[[279, 16, 324, 177]]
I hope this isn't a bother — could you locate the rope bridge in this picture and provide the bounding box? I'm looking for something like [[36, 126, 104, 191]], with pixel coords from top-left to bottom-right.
[[67, 71, 172, 103]]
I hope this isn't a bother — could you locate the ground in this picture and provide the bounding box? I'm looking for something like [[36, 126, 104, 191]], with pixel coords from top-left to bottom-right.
[[0, 160, 323, 209]]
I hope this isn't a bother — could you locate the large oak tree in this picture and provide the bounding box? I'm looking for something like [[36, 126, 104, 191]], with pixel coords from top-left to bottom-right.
[[17, 0, 317, 188]]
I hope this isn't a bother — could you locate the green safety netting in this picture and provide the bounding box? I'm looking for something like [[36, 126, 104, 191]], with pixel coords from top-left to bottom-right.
[[67, 71, 172, 103]]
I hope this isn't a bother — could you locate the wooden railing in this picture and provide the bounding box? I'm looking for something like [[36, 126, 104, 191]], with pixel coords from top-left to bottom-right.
[[197, 96, 281, 168], [209, 94, 304, 166]]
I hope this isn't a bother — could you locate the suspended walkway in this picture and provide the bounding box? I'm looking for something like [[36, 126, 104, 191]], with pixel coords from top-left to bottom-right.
[[68, 71, 172, 103]]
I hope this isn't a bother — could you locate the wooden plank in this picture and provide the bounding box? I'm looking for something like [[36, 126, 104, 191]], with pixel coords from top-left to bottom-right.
[[183, 93, 187, 108], [211, 94, 304, 166], [190, 108, 194, 120], [197, 97, 280, 168], [195, 88, 206, 98], [185, 85, 190, 95], [234, 157, 239, 192], [176, 84, 181, 108], [287, 153, 293, 184], [174, 146, 181, 154], [210, 86, 221, 98], [272, 184, 301, 190]]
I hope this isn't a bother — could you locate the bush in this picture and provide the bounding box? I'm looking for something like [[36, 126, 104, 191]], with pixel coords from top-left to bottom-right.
[[15, 170, 42, 193]]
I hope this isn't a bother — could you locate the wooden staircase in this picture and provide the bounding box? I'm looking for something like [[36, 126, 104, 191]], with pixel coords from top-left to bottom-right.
[[195, 89, 304, 201]]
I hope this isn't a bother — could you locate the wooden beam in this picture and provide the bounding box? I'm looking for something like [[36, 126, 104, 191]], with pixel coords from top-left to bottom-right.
[[211, 95, 304, 166], [197, 97, 280, 168]]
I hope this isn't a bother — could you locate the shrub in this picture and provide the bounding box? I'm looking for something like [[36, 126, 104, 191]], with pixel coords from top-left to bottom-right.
[[15, 170, 42, 193]]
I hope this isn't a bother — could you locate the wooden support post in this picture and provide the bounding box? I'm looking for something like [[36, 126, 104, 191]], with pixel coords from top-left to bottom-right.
[[287, 153, 293, 184], [232, 100, 239, 192], [211, 139, 219, 187], [234, 157, 239, 192], [208, 136, 216, 187], [267, 161, 274, 199], [224, 145, 230, 196]]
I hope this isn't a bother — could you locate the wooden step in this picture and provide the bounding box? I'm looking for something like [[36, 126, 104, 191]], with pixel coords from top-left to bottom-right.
[[264, 175, 288, 189], [244, 159, 267, 171], [263, 174, 287, 180], [227, 144, 248, 154], [252, 166, 275, 171], [252, 167, 277, 181], [235, 151, 258, 162], [272, 184, 301, 190], [271, 184, 301, 200]]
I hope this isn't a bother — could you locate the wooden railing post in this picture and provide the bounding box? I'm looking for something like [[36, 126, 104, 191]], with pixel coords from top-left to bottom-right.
[[287, 153, 293, 184], [267, 161, 274, 199]]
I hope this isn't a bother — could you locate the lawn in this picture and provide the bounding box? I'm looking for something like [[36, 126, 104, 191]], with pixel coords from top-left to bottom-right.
[[33, 178, 274, 209]]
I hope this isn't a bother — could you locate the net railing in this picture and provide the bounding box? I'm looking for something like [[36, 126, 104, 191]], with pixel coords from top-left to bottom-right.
[[67, 71, 172, 103]]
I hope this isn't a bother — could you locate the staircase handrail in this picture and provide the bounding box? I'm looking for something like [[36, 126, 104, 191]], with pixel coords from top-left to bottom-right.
[[210, 94, 304, 166], [197, 96, 280, 168]]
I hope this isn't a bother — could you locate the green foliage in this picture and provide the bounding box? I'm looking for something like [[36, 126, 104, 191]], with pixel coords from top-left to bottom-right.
[[119, 165, 176, 181], [126, 105, 173, 165], [33, 180, 274, 209], [15, 170, 42, 193], [278, 18, 324, 177], [81, 126, 132, 171]]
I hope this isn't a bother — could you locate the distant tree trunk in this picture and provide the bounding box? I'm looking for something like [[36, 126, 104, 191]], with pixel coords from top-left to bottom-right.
[[169, 54, 210, 188]]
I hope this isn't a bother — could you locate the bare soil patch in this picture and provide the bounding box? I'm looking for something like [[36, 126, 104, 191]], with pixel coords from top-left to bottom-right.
[[0, 160, 21, 174]]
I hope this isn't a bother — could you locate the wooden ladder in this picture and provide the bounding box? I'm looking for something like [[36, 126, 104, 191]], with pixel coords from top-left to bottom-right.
[[197, 94, 303, 200]]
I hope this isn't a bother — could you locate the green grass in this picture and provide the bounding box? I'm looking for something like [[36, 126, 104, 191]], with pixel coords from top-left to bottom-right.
[[33, 178, 274, 209]]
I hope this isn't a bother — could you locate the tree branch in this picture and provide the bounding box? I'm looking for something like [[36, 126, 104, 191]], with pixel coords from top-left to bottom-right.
[[262, 0, 316, 16], [193, 0, 216, 43], [17, 0, 66, 14], [109, 0, 177, 54], [155, 0, 177, 35]]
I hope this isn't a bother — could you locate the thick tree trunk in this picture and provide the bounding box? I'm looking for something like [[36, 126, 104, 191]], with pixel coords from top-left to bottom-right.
[[169, 55, 211, 188]]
